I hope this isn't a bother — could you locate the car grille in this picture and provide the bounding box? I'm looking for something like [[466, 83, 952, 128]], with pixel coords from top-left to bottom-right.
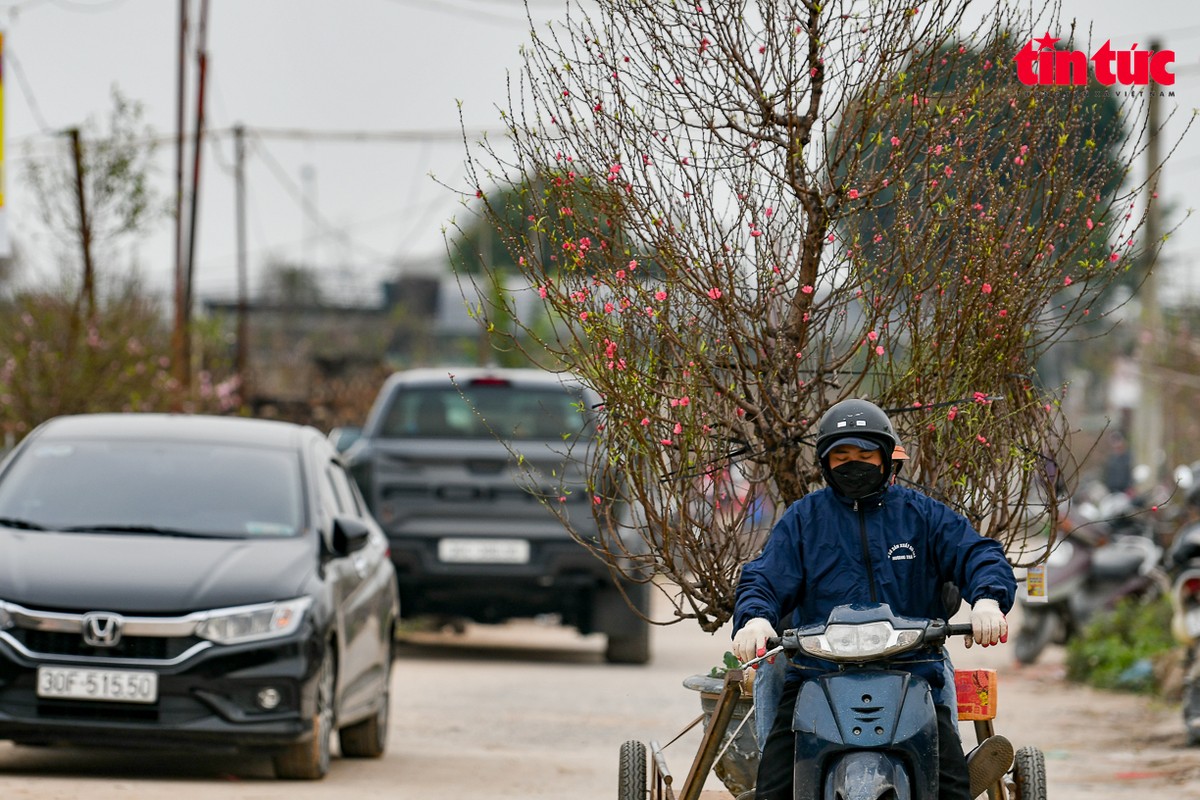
[[12, 629, 199, 661], [0, 602, 213, 666]]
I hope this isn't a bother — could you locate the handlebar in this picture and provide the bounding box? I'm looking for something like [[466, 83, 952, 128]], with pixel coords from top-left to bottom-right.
[[759, 619, 976, 659], [740, 644, 785, 670]]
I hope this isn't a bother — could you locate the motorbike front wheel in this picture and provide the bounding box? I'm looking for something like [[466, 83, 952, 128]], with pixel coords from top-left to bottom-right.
[[1009, 745, 1048, 800], [618, 740, 647, 800], [1014, 607, 1061, 665]]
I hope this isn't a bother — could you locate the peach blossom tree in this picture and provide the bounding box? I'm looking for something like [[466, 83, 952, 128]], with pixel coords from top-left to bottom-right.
[[449, 0, 1188, 630]]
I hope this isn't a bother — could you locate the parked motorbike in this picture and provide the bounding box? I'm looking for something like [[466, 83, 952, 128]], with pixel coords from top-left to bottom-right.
[[760, 603, 1047, 800], [1168, 519, 1200, 745], [1015, 493, 1168, 665]]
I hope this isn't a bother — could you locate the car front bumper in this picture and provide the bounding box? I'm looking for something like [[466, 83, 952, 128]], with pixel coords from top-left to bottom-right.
[[0, 631, 324, 752]]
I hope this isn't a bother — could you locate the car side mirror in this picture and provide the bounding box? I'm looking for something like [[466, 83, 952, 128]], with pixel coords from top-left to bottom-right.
[[330, 515, 371, 556], [329, 426, 363, 453]]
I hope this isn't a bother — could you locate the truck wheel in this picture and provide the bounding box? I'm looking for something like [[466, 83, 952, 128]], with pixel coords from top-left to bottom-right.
[[599, 581, 652, 664], [1010, 745, 1047, 800], [606, 621, 651, 665], [618, 740, 647, 800]]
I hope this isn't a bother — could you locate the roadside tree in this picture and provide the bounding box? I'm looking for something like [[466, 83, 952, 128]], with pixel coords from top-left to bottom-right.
[[450, 0, 1189, 630], [1, 91, 239, 442]]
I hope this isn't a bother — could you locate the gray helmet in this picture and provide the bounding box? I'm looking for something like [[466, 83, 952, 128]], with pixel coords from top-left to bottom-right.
[[814, 399, 902, 484]]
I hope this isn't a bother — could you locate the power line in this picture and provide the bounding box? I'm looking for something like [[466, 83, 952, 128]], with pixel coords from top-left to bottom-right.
[[1127, 24, 1200, 43], [46, 0, 130, 11], [240, 126, 487, 144], [0, 0, 126, 15], [9, 124, 491, 151], [3, 44, 52, 133], [377, 0, 532, 26], [247, 128, 396, 264]]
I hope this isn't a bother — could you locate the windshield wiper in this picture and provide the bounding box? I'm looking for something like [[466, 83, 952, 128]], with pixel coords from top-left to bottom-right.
[[57, 524, 235, 539], [0, 516, 46, 531]]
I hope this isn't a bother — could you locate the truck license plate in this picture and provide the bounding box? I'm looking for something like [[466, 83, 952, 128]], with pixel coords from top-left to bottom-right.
[[438, 538, 530, 564], [37, 666, 158, 704]]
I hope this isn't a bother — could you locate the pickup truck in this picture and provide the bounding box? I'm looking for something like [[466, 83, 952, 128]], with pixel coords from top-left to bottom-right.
[[342, 367, 651, 664]]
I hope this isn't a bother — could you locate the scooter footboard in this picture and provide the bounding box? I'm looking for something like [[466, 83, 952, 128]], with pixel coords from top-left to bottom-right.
[[791, 671, 938, 800]]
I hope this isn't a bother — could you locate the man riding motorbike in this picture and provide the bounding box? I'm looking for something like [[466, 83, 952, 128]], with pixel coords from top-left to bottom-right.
[[731, 399, 1017, 800]]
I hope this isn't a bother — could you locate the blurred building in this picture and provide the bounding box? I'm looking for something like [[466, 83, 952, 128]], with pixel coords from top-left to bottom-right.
[[202, 274, 482, 429]]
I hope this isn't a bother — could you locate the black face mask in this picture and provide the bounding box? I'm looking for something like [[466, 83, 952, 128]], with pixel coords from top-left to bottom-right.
[[829, 460, 886, 500]]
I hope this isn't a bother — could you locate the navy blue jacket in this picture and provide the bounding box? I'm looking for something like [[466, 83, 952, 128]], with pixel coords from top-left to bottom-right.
[[733, 483, 1016, 690]]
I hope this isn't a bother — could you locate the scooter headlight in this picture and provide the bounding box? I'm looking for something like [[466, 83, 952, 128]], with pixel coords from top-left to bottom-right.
[[800, 621, 922, 663]]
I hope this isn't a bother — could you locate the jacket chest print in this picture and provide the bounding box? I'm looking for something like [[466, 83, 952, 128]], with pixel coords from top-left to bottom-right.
[[887, 542, 917, 562]]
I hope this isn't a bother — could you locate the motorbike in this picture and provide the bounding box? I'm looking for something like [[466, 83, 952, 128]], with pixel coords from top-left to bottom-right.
[[1015, 494, 1168, 665], [1168, 520, 1200, 744], [758, 603, 1047, 800]]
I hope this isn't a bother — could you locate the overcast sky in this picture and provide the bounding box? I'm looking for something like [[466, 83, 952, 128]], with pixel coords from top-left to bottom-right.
[[2, 0, 1199, 307]]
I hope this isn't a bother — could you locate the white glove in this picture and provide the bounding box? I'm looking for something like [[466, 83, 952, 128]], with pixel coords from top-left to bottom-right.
[[966, 598, 1007, 648], [733, 617, 777, 664]]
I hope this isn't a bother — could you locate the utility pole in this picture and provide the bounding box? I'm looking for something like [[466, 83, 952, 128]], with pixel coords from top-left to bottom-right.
[[183, 0, 210, 376], [1134, 42, 1164, 479], [301, 163, 317, 270], [234, 124, 249, 397], [67, 128, 95, 321], [171, 0, 189, 408]]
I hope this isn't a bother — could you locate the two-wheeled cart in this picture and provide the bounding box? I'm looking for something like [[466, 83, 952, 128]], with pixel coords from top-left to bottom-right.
[[622, 668, 750, 800]]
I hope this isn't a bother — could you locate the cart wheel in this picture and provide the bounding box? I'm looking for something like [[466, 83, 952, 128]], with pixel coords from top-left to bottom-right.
[[1010, 745, 1047, 800], [619, 740, 647, 800]]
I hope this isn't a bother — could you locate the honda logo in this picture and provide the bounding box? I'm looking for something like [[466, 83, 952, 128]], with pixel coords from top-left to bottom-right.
[[81, 612, 124, 648]]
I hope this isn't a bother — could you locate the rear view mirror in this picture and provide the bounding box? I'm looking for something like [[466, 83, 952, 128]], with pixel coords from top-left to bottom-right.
[[330, 515, 370, 556], [328, 426, 362, 453], [1176, 465, 1195, 491]]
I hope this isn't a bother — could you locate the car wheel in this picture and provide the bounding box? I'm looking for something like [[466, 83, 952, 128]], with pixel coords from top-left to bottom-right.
[[339, 645, 392, 758], [274, 645, 335, 780]]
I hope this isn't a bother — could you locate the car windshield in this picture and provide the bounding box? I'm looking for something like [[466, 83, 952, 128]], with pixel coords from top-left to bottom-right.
[[0, 439, 304, 538], [380, 385, 595, 440]]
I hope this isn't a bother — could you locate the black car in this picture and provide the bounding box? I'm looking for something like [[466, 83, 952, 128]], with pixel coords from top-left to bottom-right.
[[345, 367, 651, 664], [0, 413, 399, 779]]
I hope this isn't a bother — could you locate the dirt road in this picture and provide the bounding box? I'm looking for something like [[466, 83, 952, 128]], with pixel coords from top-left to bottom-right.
[[0, 594, 1198, 799]]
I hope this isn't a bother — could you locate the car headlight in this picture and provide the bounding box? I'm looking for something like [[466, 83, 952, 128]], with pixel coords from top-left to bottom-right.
[[194, 598, 312, 645], [799, 621, 922, 662]]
